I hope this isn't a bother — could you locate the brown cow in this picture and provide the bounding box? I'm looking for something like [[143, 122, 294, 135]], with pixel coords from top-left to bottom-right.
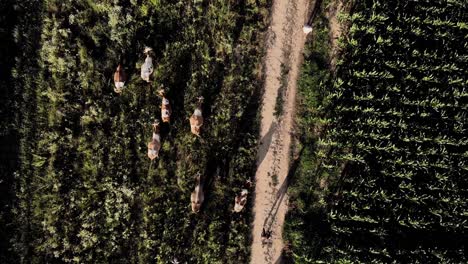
[[159, 89, 172, 123], [113, 64, 127, 93], [190, 96, 204, 136], [147, 120, 161, 160]]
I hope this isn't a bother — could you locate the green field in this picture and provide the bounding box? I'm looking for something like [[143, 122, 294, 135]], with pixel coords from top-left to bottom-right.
[[0, 0, 270, 263], [2, 0, 467, 263], [285, 0, 467, 263]]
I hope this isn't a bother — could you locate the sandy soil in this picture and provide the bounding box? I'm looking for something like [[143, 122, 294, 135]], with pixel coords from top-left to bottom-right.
[[250, 0, 310, 263], [327, 0, 346, 70]]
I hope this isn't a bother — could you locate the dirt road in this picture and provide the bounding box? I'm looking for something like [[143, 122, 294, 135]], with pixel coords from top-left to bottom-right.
[[251, 0, 310, 263]]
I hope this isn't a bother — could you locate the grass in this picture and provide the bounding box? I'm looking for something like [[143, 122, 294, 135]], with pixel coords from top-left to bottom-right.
[[271, 173, 279, 186], [282, 2, 336, 262], [274, 63, 290, 119]]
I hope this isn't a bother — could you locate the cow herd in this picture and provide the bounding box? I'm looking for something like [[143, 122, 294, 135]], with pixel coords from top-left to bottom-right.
[[112, 47, 249, 214]]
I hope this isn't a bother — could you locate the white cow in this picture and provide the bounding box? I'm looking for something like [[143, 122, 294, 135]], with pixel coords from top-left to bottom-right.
[[141, 47, 154, 82]]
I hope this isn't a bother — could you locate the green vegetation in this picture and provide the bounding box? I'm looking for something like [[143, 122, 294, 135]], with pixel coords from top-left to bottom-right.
[[0, 0, 23, 262], [0, 0, 270, 262], [283, 1, 333, 261], [285, 0, 467, 263], [274, 63, 290, 118]]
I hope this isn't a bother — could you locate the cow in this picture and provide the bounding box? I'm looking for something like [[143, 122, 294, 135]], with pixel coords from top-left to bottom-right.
[[190, 173, 204, 213], [234, 189, 249, 212], [141, 47, 153, 82], [114, 64, 127, 93], [147, 120, 161, 160], [190, 96, 204, 136], [234, 179, 252, 212], [159, 89, 172, 123]]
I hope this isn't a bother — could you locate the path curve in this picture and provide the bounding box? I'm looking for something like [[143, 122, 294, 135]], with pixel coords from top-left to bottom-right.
[[251, 0, 310, 263]]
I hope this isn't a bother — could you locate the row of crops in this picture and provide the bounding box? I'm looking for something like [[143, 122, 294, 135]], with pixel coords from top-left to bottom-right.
[[0, 0, 270, 263], [285, 0, 467, 263]]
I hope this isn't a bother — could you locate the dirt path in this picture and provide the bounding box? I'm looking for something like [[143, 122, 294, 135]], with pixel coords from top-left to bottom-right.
[[327, 0, 344, 69], [251, 0, 310, 263]]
